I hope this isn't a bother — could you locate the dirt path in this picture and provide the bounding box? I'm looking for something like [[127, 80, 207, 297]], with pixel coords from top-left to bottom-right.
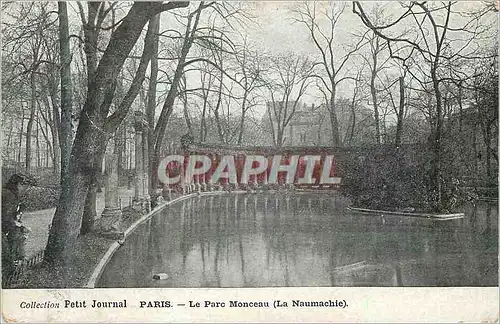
[[21, 187, 135, 259]]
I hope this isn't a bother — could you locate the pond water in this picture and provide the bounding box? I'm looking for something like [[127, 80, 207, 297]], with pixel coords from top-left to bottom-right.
[[97, 193, 498, 287]]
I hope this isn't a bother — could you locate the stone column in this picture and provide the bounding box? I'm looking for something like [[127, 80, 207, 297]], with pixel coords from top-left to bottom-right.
[[133, 111, 149, 212], [201, 173, 207, 191], [196, 174, 201, 193], [99, 136, 122, 233], [142, 122, 150, 212], [163, 183, 172, 201]]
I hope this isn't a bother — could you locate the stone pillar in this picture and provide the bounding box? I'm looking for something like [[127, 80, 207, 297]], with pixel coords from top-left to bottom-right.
[[196, 174, 201, 193], [134, 118, 144, 201], [99, 136, 122, 233], [163, 183, 172, 201], [201, 173, 207, 192], [142, 122, 150, 212], [234, 154, 241, 190], [133, 111, 150, 212], [262, 169, 268, 185]]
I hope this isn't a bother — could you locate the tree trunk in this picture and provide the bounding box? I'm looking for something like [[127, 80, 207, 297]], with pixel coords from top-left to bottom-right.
[[485, 126, 492, 183], [44, 2, 181, 265], [58, 1, 74, 183], [214, 58, 225, 143], [370, 69, 381, 144], [36, 113, 41, 169], [395, 77, 405, 146], [6, 118, 14, 159], [329, 92, 342, 147], [237, 110, 245, 145], [147, 13, 160, 196], [431, 68, 444, 212], [182, 96, 193, 136], [45, 116, 104, 264], [153, 3, 204, 162], [348, 98, 356, 145], [80, 135, 108, 236], [45, 81, 62, 176], [237, 94, 248, 145], [80, 179, 98, 235], [18, 110, 25, 167], [200, 98, 208, 142], [26, 73, 37, 173], [370, 37, 381, 144]]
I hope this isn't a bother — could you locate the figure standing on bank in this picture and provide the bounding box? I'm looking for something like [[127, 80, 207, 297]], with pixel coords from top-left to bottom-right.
[[2, 173, 35, 281]]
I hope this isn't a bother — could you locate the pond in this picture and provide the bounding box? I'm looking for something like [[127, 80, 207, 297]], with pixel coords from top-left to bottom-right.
[[97, 193, 498, 287]]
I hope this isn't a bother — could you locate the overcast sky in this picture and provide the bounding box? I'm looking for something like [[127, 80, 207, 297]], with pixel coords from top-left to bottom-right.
[[57, 1, 496, 119]]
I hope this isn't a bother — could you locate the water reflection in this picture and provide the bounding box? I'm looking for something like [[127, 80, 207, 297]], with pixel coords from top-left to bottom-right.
[[97, 194, 498, 287]]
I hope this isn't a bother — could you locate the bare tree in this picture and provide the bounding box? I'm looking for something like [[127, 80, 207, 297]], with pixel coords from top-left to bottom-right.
[[293, 2, 366, 147], [45, 2, 189, 265], [151, 2, 246, 185], [233, 37, 265, 145], [355, 6, 393, 144], [353, 1, 496, 211], [264, 53, 313, 147]]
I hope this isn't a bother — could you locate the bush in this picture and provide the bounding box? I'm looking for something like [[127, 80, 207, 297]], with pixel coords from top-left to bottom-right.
[[20, 186, 60, 212], [340, 145, 430, 212]]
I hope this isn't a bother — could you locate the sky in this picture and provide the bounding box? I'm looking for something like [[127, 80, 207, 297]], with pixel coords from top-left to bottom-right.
[[7, 1, 495, 120], [162, 1, 372, 117]]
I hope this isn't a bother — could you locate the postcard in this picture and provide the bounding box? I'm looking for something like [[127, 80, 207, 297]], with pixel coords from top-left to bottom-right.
[[1, 1, 498, 323]]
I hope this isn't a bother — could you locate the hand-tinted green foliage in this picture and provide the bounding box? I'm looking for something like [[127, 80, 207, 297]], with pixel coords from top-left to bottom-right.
[[340, 145, 431, 212], [341, 143, 484, 213]]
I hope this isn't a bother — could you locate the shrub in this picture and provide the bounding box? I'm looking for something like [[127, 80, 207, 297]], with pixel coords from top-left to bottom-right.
[[20, 186, 60, 212], [340, 145, 430, 212]]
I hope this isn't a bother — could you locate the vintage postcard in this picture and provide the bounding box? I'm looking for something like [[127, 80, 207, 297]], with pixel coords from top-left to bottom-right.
[[1, 1, 498, 323]]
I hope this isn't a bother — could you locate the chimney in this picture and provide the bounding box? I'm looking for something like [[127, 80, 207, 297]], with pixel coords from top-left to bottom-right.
[[312, 103, 315, 111]]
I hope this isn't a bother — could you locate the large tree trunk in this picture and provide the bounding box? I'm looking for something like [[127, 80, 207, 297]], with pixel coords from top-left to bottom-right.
[[80, 138, 107, 236], [44, 2, 184, 265], [80, 179, 98, 235], [58, 1, 74, 183], [45, 117, 104, 264], [147, 13, 160, 196]]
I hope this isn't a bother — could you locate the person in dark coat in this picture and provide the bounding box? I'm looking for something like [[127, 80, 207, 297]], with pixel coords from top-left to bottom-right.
[[2, 173, 35, 281]]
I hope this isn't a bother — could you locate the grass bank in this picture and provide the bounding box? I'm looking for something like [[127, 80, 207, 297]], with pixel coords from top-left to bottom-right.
[[6, 210, 144, 289]]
